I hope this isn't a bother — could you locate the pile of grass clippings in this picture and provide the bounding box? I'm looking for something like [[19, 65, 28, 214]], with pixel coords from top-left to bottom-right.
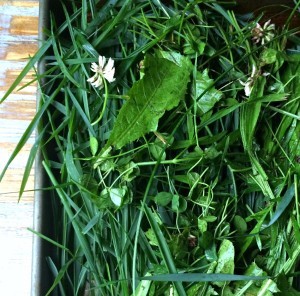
[[1, 0, 300, 295]]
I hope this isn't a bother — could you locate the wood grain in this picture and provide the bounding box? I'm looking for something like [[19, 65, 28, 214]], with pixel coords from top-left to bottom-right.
[[0, 1, 39, 295]]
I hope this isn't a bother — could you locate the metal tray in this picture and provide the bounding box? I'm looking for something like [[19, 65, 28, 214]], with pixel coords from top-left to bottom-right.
[[30, 1, 300, 294]]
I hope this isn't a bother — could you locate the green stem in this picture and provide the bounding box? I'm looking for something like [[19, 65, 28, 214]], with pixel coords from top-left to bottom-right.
[[92, 76, 109, 126]]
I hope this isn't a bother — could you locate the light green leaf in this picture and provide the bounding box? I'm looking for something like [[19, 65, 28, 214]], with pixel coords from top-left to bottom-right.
[[198, 219, 208, 234], [171, 195, 187, 213], [194, 69, 223, 114], [132, 272, 152, 296], [260, 48, 278, 65], [90, 136, 99, 156], [244, 261, 264, 275], [109, 187, 127, 207], [214, 239, 235, 286], [233, 262, 265, 293], [258, 279, 280, 296], [145, 229, 159, 246], [107, 54, 192, 149]]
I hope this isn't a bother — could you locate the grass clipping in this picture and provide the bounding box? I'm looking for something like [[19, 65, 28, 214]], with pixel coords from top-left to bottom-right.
[[1, 0, 300, 295]]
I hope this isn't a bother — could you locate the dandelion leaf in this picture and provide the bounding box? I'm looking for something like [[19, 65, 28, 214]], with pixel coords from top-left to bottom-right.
[[107, 54, 192, 149]]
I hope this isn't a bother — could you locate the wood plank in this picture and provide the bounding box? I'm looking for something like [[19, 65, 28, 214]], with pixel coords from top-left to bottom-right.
[[10, 16, 39, 35], [0, 1, 39, 295]]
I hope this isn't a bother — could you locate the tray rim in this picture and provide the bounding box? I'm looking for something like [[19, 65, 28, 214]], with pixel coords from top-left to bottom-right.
[[31, 0, 51, 295]]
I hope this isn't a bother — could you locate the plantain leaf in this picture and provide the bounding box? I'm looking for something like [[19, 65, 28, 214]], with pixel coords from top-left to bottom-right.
[[240, 76, 266, 151], [107, 53, 192, 149]]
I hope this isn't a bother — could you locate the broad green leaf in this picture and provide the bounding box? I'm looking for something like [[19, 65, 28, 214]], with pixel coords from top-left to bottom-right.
[[145, 229, 159, 246], [260, 48, 278, 65], [205, 244, 218, 263], [233, 215, 247, 234], [244, 262, 265, 277], [204, 146, 221, 159], [107, 54, 192, 149], [157, 50, 191, 67], [171, 195, 187, 213], [154, 192, 173, 207], [109, 187, 127, 207], [216, 240, 235, 274], [194, 69, 223, 114], [214, 239, 235, 286], [95, 188, 115, 209], [233, 262, 266, 294]]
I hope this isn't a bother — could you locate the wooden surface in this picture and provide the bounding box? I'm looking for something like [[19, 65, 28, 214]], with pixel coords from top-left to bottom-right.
[[0, 1, 39, 295]]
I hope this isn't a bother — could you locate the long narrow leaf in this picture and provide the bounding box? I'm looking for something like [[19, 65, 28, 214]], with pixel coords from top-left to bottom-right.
[[0, 78, 65, 182], [140, 273, 269, 282], [144, 205, 187, 296], [0, 38, 52, 103]]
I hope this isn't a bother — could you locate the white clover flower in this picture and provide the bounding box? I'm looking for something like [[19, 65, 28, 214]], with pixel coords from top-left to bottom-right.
[[87, 55, 115, 89], [252, 19, 275, 45], [240, 65, 270, 97], [240, 65, 257, 97]]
